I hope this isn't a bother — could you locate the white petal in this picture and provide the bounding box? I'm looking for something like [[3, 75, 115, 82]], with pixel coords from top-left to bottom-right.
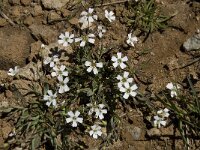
[[123, 71, 129, 78], [59, 33, 65, 39], [111, 56, 117, 62], [88, 38, 95, 44], [76, 117, 83, 123], [59, 87, 64, 94], [131, 84, 138, 90], [67, 111, 74, 117], [120, 63, 126, 69], [47, 90, 53, 96], [93, 133, 98, 139], [68, 39, 73, 44], [50, 62, 54, 68], [113, 62, 118, 68], [64, 85, 69, 92], [65, 32, 69, 37], [130, 91, 137, 97], [88, 8, 94, 14], [75, 37, 82, 42], [46, 101, 51, 107], [87, 66, 93, 73], [96, 62, 103, 68], [99, 104, 105, 108], [119, 87, 126, 92], [80, 41, 86, 47], [160, 121, 166, 126], [93, 67, 98, 74], [116, 75, 122, 80], [122, 56, 128, 62], [62, 71, 69, 76], [89, 130, 94, 136], [75, 111, 80, 117], [123, 93, 129, 99], [72, 121, 78, 127], [166, 83, 173, 90], [97, 130, 102, 136], [60, 65, 66, 71], [127, 78, 133, 83], [51, 72, 57, 77], [117, 52, 122, 59], [64, 77, 69, 83], [80, 11, 87, 16], [85, 61, 91, 66], [66, 117, 72, 123], [52, 99, 57, 107]]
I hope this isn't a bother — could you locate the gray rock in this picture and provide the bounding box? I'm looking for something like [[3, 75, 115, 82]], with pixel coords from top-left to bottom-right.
[[41, 0, 69, 10], [183, 33, 200, 51]]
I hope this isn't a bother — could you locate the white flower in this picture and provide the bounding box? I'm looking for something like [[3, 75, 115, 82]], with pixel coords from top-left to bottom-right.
[[58, 32, 74, 47], [75, 34, 95, 47], [85, 60, 103, 75], [153, 115, 167, 128], [111, 52, 128, 69], [105, 10, 115, 22], [94, 104, 107, 120], [119, 83, 138, 99], [97, 25, 106, 38], [157, 108, 170, 118], [51, 65, 68, 80], [43, 55, 59, 68], [57, 76, 70, 93], [89, 124, 102, 139], [116, 71, 133, 88], [8, 66, 19, 76], [127, 33, 138, 47], [66, 111, 83, 127], [79, 8, 98, 29], [87, 103, 95, 115], [166, 82, 180, 98], [43, 90, 57, 107]]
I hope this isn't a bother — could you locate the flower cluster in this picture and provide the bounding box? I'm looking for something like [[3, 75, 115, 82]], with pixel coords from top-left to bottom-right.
[[40, 7, 138, 141], [112, 52, 138, 99], [153, 108, 170, 128], [87, 103, 107, 138]]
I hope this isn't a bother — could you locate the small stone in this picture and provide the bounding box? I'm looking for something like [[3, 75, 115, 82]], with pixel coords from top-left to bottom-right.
[[60, 9, 70, 17], [11, 6, 21, 17], [48, 11, 61, 22], [5, 90, 13, 98], [0, 18, 8, 27], [147, 128, 161, 137], [183, 33, 200, 51], [2, 122, 12, 139], [9, 0, 20, 5], [41, 0, 70, 10], [24, 15, 34, 26], [20, 0, 32, 6], [32, 5, 43, 16], [69, 17, 79, 25], [131, 127, 142, 140]]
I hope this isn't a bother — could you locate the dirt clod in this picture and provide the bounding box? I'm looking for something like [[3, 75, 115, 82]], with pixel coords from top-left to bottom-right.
[[0, 26, 33, 70], [29, 24, 58, 44], [41, 0, 69, 10]]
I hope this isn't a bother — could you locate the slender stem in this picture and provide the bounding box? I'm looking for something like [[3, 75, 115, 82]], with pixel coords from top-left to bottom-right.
[[0, 10, 15, 26]]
